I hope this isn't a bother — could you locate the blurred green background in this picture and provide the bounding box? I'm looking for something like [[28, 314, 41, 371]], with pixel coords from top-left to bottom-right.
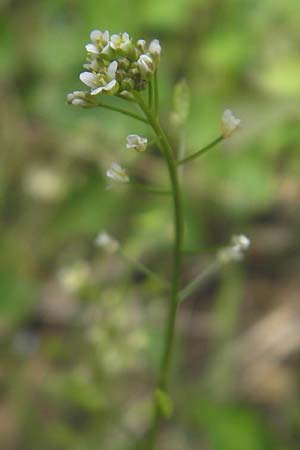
[[1, 0, 300, 449]]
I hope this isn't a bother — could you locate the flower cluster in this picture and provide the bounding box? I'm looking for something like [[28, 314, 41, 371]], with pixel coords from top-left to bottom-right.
[[218, 234, 250, 263], [221, 109, 241, 138], [69, 30, 161, 104], [126, 134, 148, 152], [106, 163, 130, 186]]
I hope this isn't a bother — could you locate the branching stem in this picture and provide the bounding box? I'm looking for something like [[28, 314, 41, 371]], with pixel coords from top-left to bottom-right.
[[134, 92, 184, 450], [176, 135, 224, 165], [97, 102, 148, 123]]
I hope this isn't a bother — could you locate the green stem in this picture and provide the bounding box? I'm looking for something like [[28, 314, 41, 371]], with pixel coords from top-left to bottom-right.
[[179, 261, 220, 303], [119, 249, 170, 288], [97, 102, 148, 124], [134, 93, 184, 450], [176, 135, 224, 165], [154, 71, 159, 118], [148, 81, 153, 112]]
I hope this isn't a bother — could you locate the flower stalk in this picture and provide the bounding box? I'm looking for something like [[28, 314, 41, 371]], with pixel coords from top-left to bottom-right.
[[68, 29, 245, 450], [133, 92, 184, 449]]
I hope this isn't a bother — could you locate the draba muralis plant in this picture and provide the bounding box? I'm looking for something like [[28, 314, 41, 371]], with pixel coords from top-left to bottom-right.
[[68, 30, 249, 450]]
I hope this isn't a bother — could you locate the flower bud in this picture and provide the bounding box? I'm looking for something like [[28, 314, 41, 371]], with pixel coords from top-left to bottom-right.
[[121, 78, 135, 92], [126, 134, 148, 152], [67, 91, 96, 108], [106, 163, 130, 184], [95, 231, 119, 253], [221, 109, 241, 138], [118, 57, 131, 70], [217, 234, 250, 263], [137, 39, 146, 52], [231, 234, 250, 252], [137, 54, 154, 79], [149, 39, 161, 64]]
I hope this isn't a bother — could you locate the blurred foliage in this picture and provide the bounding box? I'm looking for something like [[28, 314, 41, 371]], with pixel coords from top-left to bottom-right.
[[1, 0, 300, 449]]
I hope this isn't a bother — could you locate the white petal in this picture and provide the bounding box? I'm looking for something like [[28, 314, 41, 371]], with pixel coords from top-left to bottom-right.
[[72, 98, 85, 106], [221, 109, 241, 138], [102, 79, 117, 92], [91, 80, 117, 96], [102, 30, 110, 42], [91, 85, 104, 95], [101, 43, 111, 55], [80, 72, 97, 88], [126, 134, 138, 145], [122, 32, 130, 42], [90, 29, 102, 43], [107, 61, 118, 79], [110, 34, 120, 48], [149, 39, 161, 55], [85, 43, 99, 54]]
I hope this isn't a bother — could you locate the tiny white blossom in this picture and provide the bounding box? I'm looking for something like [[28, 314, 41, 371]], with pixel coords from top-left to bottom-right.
[[231, 234, 250, 252], [67, 90, 95, 108], [137, 39, 146, 51], [106, 163, 130, 184], [107, 60, 118, 79], [221, 109, 241, 138], [110, 32, 131, 52], [137, 54, 154, 78], [91, 79, 117, 96], [79, 71, 98, 88], [80, 61, 118, 96], [95, 231, 119, 253], [85, 43, 99, 54], [126, 134, 148, 152], [218, 234, 250, 263], [90, 29, 109, 45], [149, 39, 161, 57]]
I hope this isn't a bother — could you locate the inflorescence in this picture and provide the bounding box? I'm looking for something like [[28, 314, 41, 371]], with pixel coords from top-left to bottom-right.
[[68, 30, 161, 107]]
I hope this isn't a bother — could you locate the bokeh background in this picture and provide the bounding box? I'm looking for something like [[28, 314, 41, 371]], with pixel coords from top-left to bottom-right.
[[1, 0, 300, 449]]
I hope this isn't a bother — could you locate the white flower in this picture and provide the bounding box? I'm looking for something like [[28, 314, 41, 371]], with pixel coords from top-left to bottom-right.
[[126, 134, 148, 152], [149, 39, 161, 57], [106, 163, 130, 184], [67, 90, 95, 107], [137, 54, 154, 78], [218, 234, 250, 263], [107, 60, 118, 78], [221, 109, 241, 138], [137, 39, 146, 52], [231, 234, 250, 252], [85, 43, 99, 54], [90, 29, 109, 45], [79, 61, 118, 96], [110, 32, 131, 52], [95, 231, 119, 253], [79, 71, 98, 88]]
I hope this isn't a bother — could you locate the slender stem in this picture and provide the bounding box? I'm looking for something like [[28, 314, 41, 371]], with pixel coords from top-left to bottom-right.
[[119, 249, 170, 288], [177, 126, 186, 182], [179, 261, 220, 303], [176, 135, 224, 165], [131, 181, 171, 196], [148, 81, 153, 112], [154, 71, 159, 118], [134, 93, 184, 450], [97, 102, 148, 124]]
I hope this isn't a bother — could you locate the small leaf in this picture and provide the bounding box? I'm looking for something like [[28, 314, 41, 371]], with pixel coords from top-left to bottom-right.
[[173, 79, 190, 126], [155, 388, 173, 418]]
